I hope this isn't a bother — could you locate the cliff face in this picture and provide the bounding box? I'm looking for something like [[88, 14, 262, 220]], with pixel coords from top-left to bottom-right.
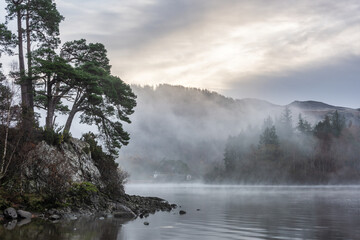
[[23, 138, 103, 194]]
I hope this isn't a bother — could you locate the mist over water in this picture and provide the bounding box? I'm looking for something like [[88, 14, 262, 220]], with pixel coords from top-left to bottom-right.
[[3, 184, 360, 240], [125, 184, 360, 240]]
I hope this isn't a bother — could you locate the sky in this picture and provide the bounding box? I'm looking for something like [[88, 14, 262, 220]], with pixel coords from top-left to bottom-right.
[[1, 0, 360, 108]]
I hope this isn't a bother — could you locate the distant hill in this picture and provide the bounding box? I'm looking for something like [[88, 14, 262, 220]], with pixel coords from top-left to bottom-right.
[[288, 100, 360, 127], [118, 84, 359, 179]]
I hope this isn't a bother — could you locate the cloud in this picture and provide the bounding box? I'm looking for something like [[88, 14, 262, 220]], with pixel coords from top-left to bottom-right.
[[102, 0, 360, 96], [2, 0, 360, 107]]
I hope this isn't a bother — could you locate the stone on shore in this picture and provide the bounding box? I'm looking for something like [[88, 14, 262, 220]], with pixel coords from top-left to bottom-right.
[[49, 214, 61, 220], [3, 208, 17, 219], [113, 204, 136, 219], [17, 210, 32, 219]]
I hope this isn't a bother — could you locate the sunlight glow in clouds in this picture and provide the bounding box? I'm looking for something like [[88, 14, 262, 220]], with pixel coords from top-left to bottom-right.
[[1, 0, 360, 107]]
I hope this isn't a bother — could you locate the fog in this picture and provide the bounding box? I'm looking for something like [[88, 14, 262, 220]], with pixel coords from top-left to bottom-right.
[[118, 84, 360, 183], [118, 85, 278, 179]]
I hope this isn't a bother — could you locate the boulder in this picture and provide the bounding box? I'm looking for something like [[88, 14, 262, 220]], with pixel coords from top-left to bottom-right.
[[17, 210, 32, 219], [113, 204, 136, 219], [179, 210, 186, 215], [49, 214, 61, 220], [3, 207, 17, 219]]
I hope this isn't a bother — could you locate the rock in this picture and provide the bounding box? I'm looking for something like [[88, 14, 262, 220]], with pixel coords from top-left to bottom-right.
[[113, 204, 136, 219], [24, 139, 104, 193], [99, 217, 105, 220], [48, 209, 57, 215], [144, 222, 149, 225], [4, 219, 17, 230], [3, 207, 17, 219], [17, 210, 32, 219], [179, 210, 186, 215], [70, 216, 78, 220], [49, 214, 61, 220], [196, 209, 200, 211], [171, 204, 177, 209], [139, 211, 150, 218]]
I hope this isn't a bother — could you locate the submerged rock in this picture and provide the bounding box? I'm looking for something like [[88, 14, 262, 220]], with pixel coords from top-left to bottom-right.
[[3, 208, 17, 219], [144, 221, 149, 225], [179, 210, 186, 215]]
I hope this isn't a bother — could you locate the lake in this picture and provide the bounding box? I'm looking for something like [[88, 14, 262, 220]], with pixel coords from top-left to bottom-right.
[[2, 184, 360, 240]]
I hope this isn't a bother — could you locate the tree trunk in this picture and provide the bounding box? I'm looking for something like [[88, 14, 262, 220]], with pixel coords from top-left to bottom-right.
[[45, 75, 55, 129], [45, 101, 55, 129], [15, 3, 34, 131], [64, 108, 77, 133], [26, 4, 34, 110], [16, 7, 26, 106]]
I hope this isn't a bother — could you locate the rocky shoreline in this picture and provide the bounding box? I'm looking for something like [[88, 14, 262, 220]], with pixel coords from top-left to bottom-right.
[[0, 193, 177, 229], [0, 138, 178, 229]]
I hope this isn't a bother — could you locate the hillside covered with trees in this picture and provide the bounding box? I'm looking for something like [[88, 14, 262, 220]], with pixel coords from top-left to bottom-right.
[[206, 108, 360, 183], [120, 85, 360, 183]]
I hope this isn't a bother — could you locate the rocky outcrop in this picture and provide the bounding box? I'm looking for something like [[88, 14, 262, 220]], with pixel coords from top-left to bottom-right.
[[23, 138, 102, 193], [61, 138, 102, 186], [3, 137, 177, 224]]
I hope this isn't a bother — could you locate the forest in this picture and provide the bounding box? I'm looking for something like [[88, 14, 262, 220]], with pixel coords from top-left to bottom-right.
[[206, 108, 360, 184]]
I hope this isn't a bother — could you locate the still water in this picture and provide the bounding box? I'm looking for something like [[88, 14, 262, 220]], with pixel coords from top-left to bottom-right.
[[2, 184, 360, 240]]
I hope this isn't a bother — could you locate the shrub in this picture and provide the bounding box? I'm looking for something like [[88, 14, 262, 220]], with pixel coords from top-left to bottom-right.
[[68, 182, 98, 205], [81, 132, 128, 198], [41, 127, 72, 146]]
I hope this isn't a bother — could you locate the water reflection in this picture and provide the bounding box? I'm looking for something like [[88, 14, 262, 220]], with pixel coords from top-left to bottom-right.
[[0, 216, 127, 240], [2, 185, 360, 240]]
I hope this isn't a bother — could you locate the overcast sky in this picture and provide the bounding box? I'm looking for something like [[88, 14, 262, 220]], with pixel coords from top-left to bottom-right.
[[1, 0, 360, 108]]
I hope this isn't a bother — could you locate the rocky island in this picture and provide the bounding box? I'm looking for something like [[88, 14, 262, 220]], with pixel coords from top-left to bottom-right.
[[0, 135, 176, 228]]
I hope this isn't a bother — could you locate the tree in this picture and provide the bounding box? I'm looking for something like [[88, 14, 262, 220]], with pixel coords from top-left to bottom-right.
[[278, 106, 293, 138], [0, 79, 21, 181], [79, 75, 136, 155], [258, 125, 281, 161], [32, 39, 136, 155], [314, 111, 345, 139], [5, 0, 64, 130], [32, 48, 75, 129], [0, 23, 15, 58], [330, 110, 345, 137], [297, 114, 312, 134], [314, 115, 332, 140]]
